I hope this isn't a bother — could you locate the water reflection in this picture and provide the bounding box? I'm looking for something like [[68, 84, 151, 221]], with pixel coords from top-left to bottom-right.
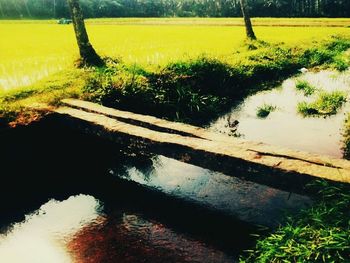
[[116, 155, 311, 227], [0, 195, 101, 263], [68, 213, 235, 263], [210, 70, 350, 158], [0, 194, 237, 263]]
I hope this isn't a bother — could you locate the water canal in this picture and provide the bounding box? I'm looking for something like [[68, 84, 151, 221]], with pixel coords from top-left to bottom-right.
[[1, 70, 349, 262]]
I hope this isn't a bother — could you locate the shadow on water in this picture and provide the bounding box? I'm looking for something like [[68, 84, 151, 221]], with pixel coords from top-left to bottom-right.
[[0, 117, 254, 262]]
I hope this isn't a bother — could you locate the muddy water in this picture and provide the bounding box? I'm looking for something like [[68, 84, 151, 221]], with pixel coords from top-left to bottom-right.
[[210, 70, 350, 158]]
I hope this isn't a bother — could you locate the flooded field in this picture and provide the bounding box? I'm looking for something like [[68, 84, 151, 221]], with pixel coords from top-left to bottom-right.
[[211, 70, 350, 158]]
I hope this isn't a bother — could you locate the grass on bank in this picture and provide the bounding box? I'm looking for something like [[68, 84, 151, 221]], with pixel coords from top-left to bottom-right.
[[297, 90, 347, 116], [2, 35, 350, 126], [240, 180, 350, 263], [0, 68, 89, 127]]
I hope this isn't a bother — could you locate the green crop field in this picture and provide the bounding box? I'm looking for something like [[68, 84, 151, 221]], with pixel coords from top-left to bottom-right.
[[1, 18, 350, 91]]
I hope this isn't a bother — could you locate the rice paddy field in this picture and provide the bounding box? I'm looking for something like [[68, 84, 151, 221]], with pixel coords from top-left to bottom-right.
[[1, 18, 350, 91]]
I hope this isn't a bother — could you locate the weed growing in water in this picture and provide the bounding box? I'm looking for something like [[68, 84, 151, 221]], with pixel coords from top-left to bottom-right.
[[297, 90, 346, 116], [295, 80, 317, 96], [241, 180, 350, 263], [256, 104, 277, 118]]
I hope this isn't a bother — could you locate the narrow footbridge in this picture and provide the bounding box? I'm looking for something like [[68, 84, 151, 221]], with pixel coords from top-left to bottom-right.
[[55, 99, 350, 195]]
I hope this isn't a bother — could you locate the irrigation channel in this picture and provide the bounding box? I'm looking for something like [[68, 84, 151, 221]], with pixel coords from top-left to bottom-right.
[[0, 70, 349, 262]]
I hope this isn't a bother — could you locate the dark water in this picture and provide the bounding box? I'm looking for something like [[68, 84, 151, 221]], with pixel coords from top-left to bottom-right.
[[0, 119, 249, 262], [0, 111, 311, 262], [115, 155, 310, 227]]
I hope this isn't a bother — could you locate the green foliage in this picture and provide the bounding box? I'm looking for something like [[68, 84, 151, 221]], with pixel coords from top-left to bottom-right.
[[88, 40, 300, 124], [0, 69, 89, 126], [256, 104, 277, 118], [2, 0, 350, 19], [299, 37, 350, 70], [300, 48, 334, 67], [241, 181, 350, 263], [1, 35, 350, 126], [332, 56, 349, 71], [295, 80, 317, 96], [297, 91, 346, 116], [342, 114, 350, 159], [83, 59, 226, 124], [82, 43, 302, 124]]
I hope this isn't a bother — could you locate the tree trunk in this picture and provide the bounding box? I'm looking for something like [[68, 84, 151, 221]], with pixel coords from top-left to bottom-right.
[[239, 0, 256, 40], [67, 0, 103, 66]]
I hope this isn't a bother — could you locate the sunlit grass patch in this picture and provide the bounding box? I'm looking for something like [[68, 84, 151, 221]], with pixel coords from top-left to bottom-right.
[[1, 19, 350, 90], [241, 181, 350, 263], [295, 80, 317, 96], [0, 68, 90, 126], [297, 90, 347, 116]]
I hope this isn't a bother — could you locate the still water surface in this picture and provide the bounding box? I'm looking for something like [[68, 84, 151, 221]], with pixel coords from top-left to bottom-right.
[[211, 70, 350, 158], [3, 70, 347, 262]]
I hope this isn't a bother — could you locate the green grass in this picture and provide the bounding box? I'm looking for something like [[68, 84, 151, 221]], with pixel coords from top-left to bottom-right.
[[256, 104, 277, 118], [297, 91, 347, 116], [1, 18, 350, 90], [295, 80, 317, 96], [0, 68, 90, 126], [82, 36, 350, 124], [240, 181, 350, 263], [1, 34, 350, 126]]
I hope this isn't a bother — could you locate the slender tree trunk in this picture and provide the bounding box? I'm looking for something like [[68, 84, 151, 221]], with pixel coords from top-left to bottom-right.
[[239, 0, 256, 40], [67, 0, 103, 66]]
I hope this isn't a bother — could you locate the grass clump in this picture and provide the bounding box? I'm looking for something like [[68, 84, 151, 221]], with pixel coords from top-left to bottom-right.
[[241, 181, 350, 263], [297, 91, 346, 116], [298, 36, 350, 71], [83, 58, 227, 125], [295, 80, 317, 96], [256, 104, 277, 118], [341, 114, 350, 159]]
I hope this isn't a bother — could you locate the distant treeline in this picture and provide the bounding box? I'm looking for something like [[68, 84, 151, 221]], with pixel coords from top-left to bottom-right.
[[0, 0, 349, 19]]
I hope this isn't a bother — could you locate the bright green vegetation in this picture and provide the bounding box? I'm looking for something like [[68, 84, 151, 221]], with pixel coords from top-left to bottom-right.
[[2, 0, 350, 20], [81, 36, 350, 124], [1, 34, 350, 126], [1, 19, 350, 90], [241, 181, 350, 263], [295, 80, 317, 96], [297, 91, 347, 116], [0, 69, 89, 126], [341, 114, 350, 160], [256, 104, 277, 118]]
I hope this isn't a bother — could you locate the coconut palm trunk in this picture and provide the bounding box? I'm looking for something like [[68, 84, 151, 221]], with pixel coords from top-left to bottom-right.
[[67, 0, 103, 66], [239, 0, 256, 40]]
